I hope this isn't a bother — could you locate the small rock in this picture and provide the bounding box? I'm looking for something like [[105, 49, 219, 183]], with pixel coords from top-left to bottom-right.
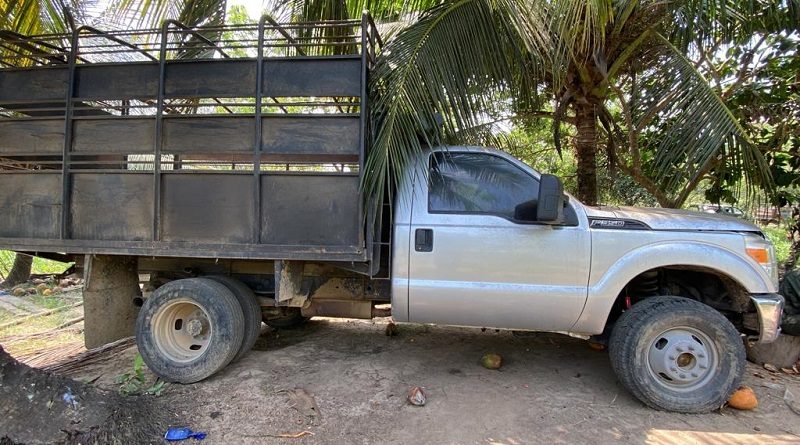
[[481, 353, 503, 370], [35, 283, 48, 293], [780, 367, 796, 374], [12, 288, 26, 297], [764, 363, 779, 373], [407, 386, 426, 406], [26, 288, 36, 295], [385, 322, 398, 337], [785, 387, 800, 415], [42, 289, 53, 296], [728, 386, 758, 410], [59, 279, 71, 287], [754, 426, 761, 432], [210, 411, 221, 419]]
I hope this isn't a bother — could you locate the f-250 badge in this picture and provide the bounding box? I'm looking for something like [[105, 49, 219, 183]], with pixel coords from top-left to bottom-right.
[[590, 219, 626, 228]]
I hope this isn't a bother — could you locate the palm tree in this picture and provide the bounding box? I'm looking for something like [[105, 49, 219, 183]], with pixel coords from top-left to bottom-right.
[[0, 0, 228, 34], [285, 0, 798, 206], [4, 0, 797, 208]]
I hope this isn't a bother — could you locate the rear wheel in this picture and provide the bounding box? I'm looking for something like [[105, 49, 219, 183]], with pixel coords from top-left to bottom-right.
[[206, 275, 262, 362], [608, 296, 745, 413], [136, 278, 245, 383]]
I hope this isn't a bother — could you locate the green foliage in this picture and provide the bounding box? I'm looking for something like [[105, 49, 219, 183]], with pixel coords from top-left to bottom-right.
[[115, 354, 168, 396], [763, 224, 791, 266], [0, 250, 72, 279], [355, 0, 800, 207]]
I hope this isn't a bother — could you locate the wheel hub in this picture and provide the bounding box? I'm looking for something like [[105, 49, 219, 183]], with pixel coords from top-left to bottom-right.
[[647, 327, 716, 391], [151, 299, 213, 363], [185, 318, 205, 337]]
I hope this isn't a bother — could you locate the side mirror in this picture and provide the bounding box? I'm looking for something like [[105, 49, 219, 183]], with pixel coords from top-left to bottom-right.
[[536, 174, 565, 223]]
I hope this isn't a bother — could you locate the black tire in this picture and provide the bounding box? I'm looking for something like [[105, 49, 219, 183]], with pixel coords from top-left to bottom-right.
[[206, 275, 262, 362], [264, 307, 309, 329], [136, 278, 245, 383], [608, 296, 745, 413]]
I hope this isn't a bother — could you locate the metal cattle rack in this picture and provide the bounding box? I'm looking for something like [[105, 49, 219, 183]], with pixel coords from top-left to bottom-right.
[[0, 14, 382, 263]]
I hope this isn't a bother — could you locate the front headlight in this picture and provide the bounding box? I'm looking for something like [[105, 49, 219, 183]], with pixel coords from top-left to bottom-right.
[[745, 234, 779, 288]]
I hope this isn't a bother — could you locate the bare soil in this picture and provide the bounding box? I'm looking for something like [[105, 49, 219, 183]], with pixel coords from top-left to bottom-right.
[[0, 345, 168, 445], [3, 317, 800, 444]]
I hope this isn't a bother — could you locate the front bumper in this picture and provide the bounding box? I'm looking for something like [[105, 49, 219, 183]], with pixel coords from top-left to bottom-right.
[[750, 294, 784, 344]]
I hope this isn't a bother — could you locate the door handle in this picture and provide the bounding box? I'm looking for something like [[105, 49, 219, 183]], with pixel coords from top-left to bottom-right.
[[415, 228, 433, 252]]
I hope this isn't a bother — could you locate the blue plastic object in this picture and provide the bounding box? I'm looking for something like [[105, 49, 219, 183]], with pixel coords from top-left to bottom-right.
[[164, 427, 207, 441]]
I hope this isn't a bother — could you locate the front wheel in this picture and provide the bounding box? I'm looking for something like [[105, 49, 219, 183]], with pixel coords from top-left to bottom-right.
[[608, 296, 745, 413]]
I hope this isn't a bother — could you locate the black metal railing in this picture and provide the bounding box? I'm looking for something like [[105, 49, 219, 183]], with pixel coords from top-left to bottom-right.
[[0, 14, 383, 264]]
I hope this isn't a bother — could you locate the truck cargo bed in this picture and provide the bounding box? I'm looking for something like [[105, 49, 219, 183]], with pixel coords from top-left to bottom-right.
[[0, 16, 381, 262]]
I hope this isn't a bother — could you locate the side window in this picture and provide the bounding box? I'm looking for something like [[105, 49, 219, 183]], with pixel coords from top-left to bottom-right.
[[428, 152, 539, 219]]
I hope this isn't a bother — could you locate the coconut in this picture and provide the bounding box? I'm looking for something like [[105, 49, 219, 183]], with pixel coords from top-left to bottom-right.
[[35, 283, 48, 293], [407, 386, 426, 406], [481, 353, 503, 370], [728, 386, 758, 410], [12, 288, 26, 297], [42, 289, 53, 297]]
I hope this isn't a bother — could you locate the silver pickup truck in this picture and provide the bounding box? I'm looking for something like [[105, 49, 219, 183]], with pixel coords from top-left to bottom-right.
[[0, 18, 783, 414], [389, 146, 783, 412]]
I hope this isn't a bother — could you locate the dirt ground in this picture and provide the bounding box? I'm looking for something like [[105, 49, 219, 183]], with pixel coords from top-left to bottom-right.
[[8, 316, 794, 445]]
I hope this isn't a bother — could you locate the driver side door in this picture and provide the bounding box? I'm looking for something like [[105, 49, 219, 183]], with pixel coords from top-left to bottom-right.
[[407, 151, 590, 331]]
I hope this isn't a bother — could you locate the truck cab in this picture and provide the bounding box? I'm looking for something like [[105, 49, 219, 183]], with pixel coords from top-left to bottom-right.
[[392, 147, 590, 331]]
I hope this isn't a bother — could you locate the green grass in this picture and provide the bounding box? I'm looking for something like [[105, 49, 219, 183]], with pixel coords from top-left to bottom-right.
[[762, 225, 791, 266], [29, 293, 70, 310], [0, 250, 73, 279]]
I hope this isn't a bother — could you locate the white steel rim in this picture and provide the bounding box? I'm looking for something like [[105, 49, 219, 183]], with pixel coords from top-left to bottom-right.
[[646, 326, 718, 392], [152, 298, 213, 363]]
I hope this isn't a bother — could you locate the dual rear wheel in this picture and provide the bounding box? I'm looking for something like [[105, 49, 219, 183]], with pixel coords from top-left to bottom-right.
[[135, 277, 261, 383]]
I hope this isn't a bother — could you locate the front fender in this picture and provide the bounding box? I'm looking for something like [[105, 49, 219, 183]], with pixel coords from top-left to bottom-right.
[[571, 240, 774, 334]]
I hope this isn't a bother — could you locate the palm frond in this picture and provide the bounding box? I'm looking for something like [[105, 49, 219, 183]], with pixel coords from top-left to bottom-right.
[[108, 0, 227, 29], [0, 0, 73, 34], [636, 33, 770, 196], [364, 0, 545, 207], [669, 0, 800, 49], [277, 0, 444, 23]]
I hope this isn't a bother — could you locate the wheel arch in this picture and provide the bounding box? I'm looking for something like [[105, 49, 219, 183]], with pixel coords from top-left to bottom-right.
[[572, 241, 771, 334]]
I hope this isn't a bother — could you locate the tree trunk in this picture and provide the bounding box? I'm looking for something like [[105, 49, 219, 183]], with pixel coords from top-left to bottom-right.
[[574, 102, 598, 206], [2, 254, 33, 288], [786, 205, 800, 272]]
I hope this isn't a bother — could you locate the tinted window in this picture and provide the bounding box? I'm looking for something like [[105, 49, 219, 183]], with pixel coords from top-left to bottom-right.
[[428, 152, 539, 218]]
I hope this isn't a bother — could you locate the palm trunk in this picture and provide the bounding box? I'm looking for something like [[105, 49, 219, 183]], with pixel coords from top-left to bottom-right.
[[786, 206, 800, 272], [574, 102, 598, 206], [2, 254, 33, 288]]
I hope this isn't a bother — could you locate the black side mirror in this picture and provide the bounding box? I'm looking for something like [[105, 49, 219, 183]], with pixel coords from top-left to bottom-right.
[[536, 174, 565, 223]]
